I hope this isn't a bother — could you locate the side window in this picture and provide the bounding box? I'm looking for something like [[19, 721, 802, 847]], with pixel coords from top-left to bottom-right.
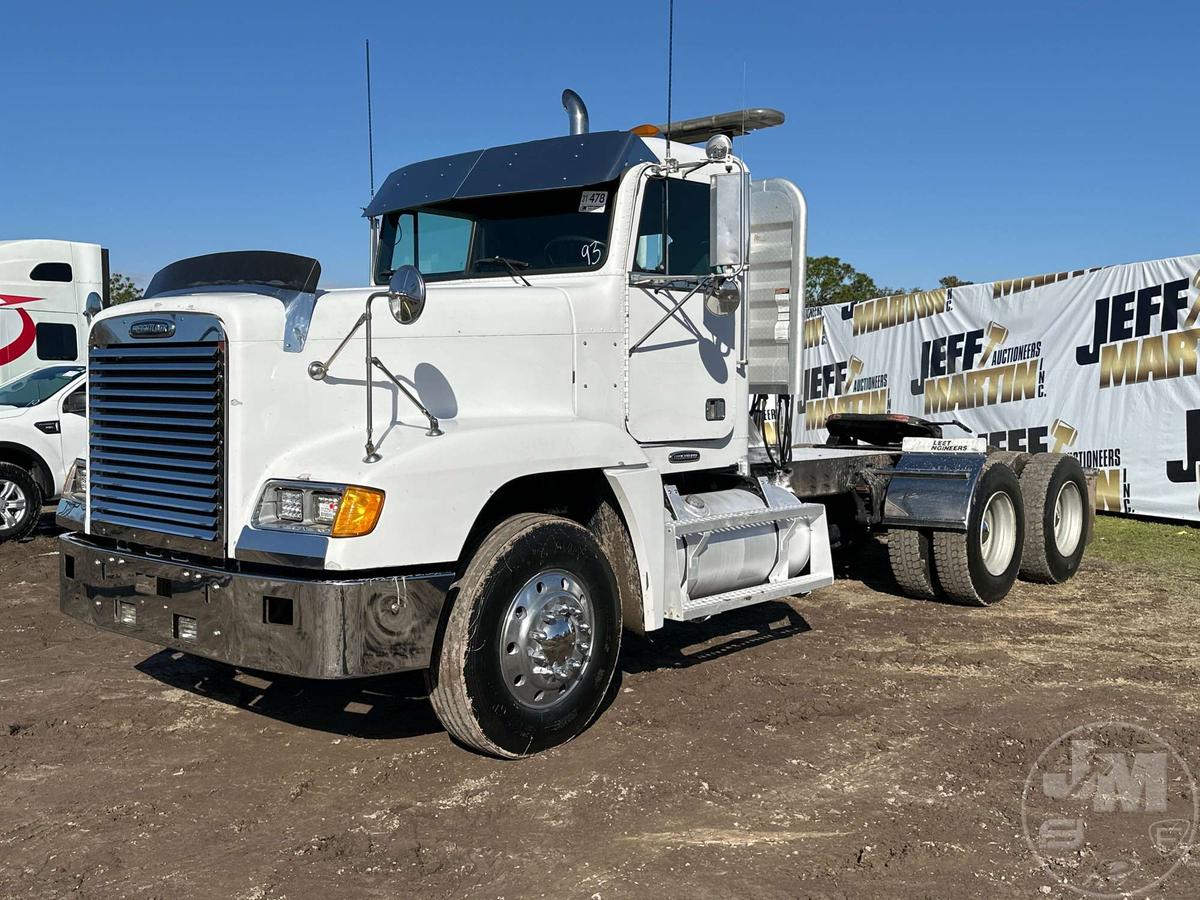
[[380, 212, 415, 276], [418, 212, 471, 274], [36, 324, 78, 361], [633, 178, 711, 277], [30, 262, 73, 282], [378, 211, 472, 280]]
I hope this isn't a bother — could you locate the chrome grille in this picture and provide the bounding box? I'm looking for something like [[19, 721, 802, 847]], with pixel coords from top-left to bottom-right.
[[88, 341, 224, 555]]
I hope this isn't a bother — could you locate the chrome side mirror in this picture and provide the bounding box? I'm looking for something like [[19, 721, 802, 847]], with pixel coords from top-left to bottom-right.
[[83, 291, 103, 321], [387, 264, 426, 325], [705, 278, 742, 316]]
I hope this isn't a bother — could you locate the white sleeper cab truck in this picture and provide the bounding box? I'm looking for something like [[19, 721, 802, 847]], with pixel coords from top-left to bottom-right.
[[58, 94, 1092, 757], [0, 366, 87, 541], [0, 239, 106, 384]]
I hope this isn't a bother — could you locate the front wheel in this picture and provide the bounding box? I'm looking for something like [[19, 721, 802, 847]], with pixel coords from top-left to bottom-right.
[[0, 463, 42, 543], [429, 513, 622, 758]]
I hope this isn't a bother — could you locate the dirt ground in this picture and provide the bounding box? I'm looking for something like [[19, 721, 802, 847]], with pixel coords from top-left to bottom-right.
[[2, 513, 1198, 899]]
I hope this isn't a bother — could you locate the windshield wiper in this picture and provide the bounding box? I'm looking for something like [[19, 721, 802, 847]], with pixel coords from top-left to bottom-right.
[[474, 256, 532, 286]]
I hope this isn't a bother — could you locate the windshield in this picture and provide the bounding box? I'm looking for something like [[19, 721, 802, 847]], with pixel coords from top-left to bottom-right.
[[375, 182, 618, 283], [0, 366, 84, 408]]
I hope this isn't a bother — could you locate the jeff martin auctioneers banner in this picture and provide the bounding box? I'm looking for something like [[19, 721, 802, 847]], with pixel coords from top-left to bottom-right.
[[799, 253, 1200, 523]]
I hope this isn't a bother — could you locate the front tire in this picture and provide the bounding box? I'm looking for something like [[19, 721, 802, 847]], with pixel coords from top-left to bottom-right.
[[0, 463, 42, 543], [429, 513, 622, 758], [1019, 453, 1090, 583], [933, 461, 1025, 605]]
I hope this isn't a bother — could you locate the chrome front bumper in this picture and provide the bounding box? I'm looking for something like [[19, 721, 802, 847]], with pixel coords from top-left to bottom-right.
[[58, 533, 454, 678]]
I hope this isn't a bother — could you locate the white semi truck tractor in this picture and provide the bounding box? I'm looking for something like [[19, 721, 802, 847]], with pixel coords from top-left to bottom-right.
[[58, 94, 1092, 757]]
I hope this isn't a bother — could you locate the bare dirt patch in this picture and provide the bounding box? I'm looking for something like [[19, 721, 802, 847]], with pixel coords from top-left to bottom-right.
[[2, 516, 1198, 898]]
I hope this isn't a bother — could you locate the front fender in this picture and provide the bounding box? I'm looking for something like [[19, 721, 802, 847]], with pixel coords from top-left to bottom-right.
[[312, 417, 650, 571]]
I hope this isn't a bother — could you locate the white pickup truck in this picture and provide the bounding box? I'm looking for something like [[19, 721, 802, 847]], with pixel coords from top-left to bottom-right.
[[0, 239, 106, 541], [0, 366, 87, 540]]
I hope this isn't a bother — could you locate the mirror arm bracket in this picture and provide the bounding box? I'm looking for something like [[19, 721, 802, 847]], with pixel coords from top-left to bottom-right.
[[368, 355, 443, 440], [627, 275, 715, 356], [307, 310, 369, 381]]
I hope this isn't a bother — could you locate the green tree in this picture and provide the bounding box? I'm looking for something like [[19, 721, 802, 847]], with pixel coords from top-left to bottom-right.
[[805, 256, 916, 307], [938, 275, 974, 288], [108, 272, 142, 304]]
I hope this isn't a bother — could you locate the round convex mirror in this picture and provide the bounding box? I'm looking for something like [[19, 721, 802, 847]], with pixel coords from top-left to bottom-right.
[[387, 264, 427, 325], [705, 278, 741, 316]]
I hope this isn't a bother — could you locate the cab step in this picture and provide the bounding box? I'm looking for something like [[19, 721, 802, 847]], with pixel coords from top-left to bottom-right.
[[669, 569, 834, 621]]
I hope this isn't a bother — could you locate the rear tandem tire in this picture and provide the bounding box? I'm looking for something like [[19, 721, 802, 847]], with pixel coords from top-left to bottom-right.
[[987, 450, 1030, 476], [1018, 453, 1090, 584], [888, 528, 939, 600], [428, 513, 622, 758], [933, 461, 1025, 605]]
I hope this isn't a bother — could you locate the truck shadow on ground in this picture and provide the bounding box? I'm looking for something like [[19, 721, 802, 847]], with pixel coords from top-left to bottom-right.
[[25, 509, 63, 541], [620, 602, 812, 674], [134, 601, 817, 741], [136, 650, 441, 741], [834, 535, 894, 592]]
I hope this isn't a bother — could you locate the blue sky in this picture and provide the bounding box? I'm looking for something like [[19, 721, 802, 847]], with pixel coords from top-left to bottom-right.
[[4, 0, 1196, 289]]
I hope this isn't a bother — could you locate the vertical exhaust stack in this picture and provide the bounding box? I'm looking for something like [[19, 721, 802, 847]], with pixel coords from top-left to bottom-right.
[[562, 89, 589, 136]]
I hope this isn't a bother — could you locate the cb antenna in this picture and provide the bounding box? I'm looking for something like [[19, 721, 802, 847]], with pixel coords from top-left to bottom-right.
[[365, 39, 376, 196], [365, 39, 379, 276], [664, 0, 674, 163]]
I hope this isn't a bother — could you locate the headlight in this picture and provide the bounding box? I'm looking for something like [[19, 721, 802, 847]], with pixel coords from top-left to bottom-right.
[[254, 480, 385, 538], [62, 458, 87, 504]]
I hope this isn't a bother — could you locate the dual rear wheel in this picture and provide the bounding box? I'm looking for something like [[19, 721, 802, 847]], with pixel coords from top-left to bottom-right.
[[888, 453, 1089, 605]]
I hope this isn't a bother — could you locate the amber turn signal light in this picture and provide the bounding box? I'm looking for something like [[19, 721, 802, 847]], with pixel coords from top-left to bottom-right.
[[331, 486, 385, 538]]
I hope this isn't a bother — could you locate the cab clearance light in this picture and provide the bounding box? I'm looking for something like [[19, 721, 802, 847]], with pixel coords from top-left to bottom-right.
[[331, 487, 385, 538]]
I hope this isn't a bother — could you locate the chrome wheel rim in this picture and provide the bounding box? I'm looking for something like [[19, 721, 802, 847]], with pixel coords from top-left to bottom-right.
[[1053, 481, 1084, 557], [0, 479, 28, 530], [980, 491, 1017, 577], [499, 568, 595, 710]]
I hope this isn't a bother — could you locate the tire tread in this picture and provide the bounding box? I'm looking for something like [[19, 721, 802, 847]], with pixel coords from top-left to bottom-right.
[[429, 513, 620, 759], [932, 460, 1013, 606], [1019, 453, 1088, 584], [888, 529, 938, 600]]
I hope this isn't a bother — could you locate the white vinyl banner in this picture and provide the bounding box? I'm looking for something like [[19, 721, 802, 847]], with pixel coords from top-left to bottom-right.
[[799, 253, 1200, 522]]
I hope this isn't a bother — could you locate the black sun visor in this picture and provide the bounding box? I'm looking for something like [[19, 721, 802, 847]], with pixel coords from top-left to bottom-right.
[[364, 130, 656, 218]]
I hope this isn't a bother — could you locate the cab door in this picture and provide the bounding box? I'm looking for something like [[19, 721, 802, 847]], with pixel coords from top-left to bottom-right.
[[625, 176, 737, 443]]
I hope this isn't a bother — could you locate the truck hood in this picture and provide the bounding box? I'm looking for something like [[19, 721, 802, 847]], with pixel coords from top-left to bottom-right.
[[0, 405, 31, 421], [94, 281, 578, 347]]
